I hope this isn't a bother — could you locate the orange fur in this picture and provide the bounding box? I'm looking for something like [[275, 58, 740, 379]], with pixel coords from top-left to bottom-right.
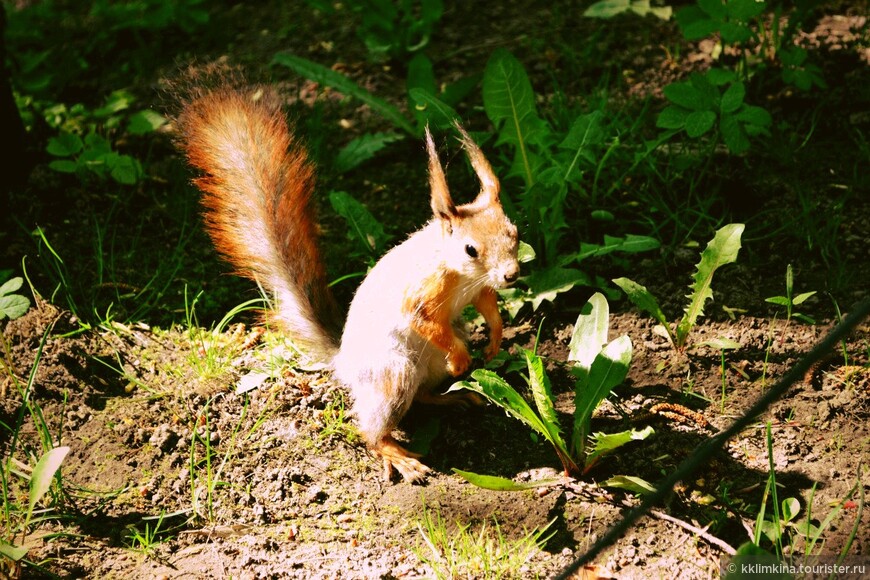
[[473, 286, 502, 361]]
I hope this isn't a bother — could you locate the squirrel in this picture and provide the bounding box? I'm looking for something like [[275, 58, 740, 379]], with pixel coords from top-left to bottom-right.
[[176, 86, 519, 483]]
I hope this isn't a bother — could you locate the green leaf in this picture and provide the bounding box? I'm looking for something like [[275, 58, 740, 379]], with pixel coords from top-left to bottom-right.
[[452, 469, 564, 491], [587, 425, 652, 465], [329, 191, 390, 255], [48, 159, 78, 173], [406, 52, 437, 95], [272, 52, 416, 135], [518, 240, 536, 263], [601, 473, 657, 495], [0, 277, 30, 320], [663, 81, 705, 111], [684, 110, 717, 138], [559, 111, 606, 152], [583, 0, 631, 18], [482, 48, 546, 187], [107, 154, 142, 185], [765, 296, 790, 306], [697, 0, 726, 20], [450, 371, 578, 474], [577, 235, 660, 261], [726, 0, 766, 21], [682, 18, 720, 40], [408, 88, 460, 129], [523, 349, 567, 454], [29, 446, 70, 516], [523, 267, 590, 310], [720, 113, 750, 154], [612, 277, 672, 342], [735, 105, 772, 127], [676, 224, 744, 347], [720, 82, 746, 114], [781, 497, 800, 522], [0, 276, 23, 295], [792, 291, 816, 305], [333, 131, 403, 174], [46, 132, 83, 157], [567, 292, 609, 370], [706, 68, 737, 86], [127, 110, 167, 135], [0, 541, 28, 561], [656, 105, 689, 130]]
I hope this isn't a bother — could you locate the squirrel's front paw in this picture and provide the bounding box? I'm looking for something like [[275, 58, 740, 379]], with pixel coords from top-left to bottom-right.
[[447, 348, 471, 376], [482, 340, 500, 362]]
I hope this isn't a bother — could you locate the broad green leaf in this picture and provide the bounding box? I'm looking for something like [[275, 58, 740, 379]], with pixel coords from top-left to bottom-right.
[[682, 18, 720, 40], [697, 0, 726, 20], [706, 68, 737, 86], [720, 21, 753, 44], [720, 82, 746, 114], [406, 53, 437, 95], [272, 52, 416, 135], [736, 105, 772, 127], [522, 267, 591, 310], [601, 473, 657, 495], [408, 88, 460, 129], [482, 48, 545, 187], [573, 335, 632, 458], [726, 0, 766, 21], [439, 73, 481, 107], [781, 497, 800, 522], [676, 224, 744, 346], [656, 105, 689, 130], [46, 133, 83, 157], [518, 240, 536, 263], [765, 296, 790, 306], [684, 110, 717, 138], [0, 541, 28, 561], [612, 277, 672, 341], [720, 113, 750, 154], [0, 276, 23, 295], [452, 469, 564, 491], [29, 446, 70, 516], [663, 81, 704, 111], [107, 154, 142, 185], [333, 131, 403, 174], [792, 291, 816, 305], [48, 159, 78, 173], [127, 110, 167, 135], [0, 294, 30, 320], [567, 292, 609, 369], [329, 191, 390, 255], [587, 425, 653, 465]]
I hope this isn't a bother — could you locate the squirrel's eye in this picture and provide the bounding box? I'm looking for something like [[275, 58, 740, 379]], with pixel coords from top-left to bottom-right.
[[465, 244, 478, 259]]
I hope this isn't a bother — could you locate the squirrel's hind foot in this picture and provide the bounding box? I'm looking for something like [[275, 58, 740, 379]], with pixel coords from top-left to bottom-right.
[[377, 436, 430, 484]]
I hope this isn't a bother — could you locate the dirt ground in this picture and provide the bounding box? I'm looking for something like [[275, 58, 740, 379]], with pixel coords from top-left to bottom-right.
[[1, 1, 869, 579]]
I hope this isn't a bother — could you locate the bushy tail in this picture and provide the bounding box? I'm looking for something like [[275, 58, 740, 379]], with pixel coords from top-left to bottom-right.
[[176, 87, 341, 360]]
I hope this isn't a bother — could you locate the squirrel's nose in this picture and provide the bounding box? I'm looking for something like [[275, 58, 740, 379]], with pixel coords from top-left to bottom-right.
[[504, 268, 519, 284]]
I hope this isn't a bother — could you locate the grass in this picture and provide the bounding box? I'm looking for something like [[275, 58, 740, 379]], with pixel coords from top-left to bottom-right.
[[413, 502, 553, 580]]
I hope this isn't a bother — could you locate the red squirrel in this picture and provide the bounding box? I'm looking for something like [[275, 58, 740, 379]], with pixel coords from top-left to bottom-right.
[[176, 86, 519, 482]]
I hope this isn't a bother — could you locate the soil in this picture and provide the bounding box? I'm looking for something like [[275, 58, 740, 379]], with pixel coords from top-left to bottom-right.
[[1, 1, 869, 579]]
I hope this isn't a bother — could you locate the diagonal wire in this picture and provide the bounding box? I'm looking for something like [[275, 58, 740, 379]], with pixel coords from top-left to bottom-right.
[[554, 297, 870, 580]]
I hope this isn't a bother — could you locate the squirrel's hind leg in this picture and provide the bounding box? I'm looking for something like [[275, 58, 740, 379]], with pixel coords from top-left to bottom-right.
[[376, 436, 430, 483]]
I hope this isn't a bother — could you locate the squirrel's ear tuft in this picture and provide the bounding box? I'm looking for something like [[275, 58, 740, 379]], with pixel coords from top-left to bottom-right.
[[426, 126, 457, 221], [455, 122, 500, 209]]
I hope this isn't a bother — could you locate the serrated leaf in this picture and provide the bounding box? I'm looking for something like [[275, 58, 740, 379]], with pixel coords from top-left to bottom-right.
[[720, 82, 746, 114], [333, 131, 403, 174], [726, 0, 766, 21], [663, 81, 705, 111], [408, 88, 460, 129], [452, 469, 564, 491], [107, 154, 142, 185], [685, 110, 717, 138], [46, 133, 83, 157], [706, 68, 737, 85], [329, 191, 390, 255], [736, 105, 772, 127], [273, 52, 416, 135], [721, 113, 750, 154], [676, 224, 744, 346], [587, 425, 652, 465], [612, 277, 672, 342], [656, 105, 689, 130], [697, 0, 726, 20]]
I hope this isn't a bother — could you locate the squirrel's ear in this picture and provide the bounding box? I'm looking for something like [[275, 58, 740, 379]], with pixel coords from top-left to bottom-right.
[[426, 126, 457, 222], [455, 122, 501, 209]]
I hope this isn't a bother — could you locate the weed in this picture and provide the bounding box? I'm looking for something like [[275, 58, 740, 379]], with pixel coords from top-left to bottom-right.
[[453, 293, 651, 482], [414, 501, 551, 580], [0, 275, 30, 322], [765, 264, 817, 339], [700, 337, 741, 411], [614, 223, 744, 350]]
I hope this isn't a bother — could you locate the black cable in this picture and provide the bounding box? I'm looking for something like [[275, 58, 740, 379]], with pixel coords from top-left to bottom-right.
[[554, 297, 870, 580]]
